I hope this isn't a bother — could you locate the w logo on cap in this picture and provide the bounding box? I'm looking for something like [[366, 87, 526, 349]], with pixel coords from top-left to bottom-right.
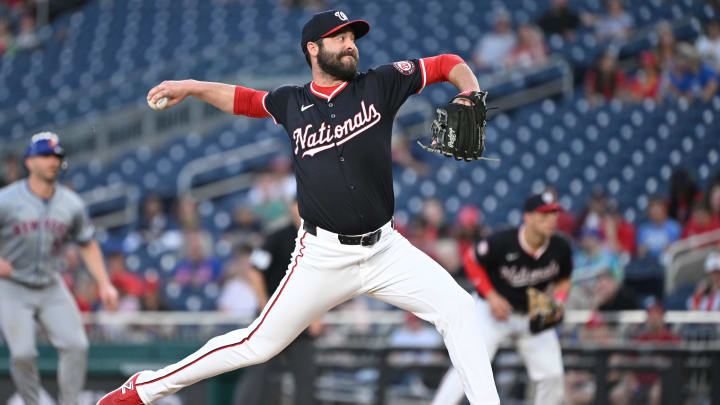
[[334, 11, 348, 21]]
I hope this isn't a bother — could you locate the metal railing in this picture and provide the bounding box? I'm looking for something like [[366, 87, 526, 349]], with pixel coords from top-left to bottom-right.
[[80, 182, 140, 230], [663, 230, 720, 294]]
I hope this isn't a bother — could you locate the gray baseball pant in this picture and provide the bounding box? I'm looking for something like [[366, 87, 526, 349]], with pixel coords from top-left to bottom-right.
[[0, 276, 88, 405]]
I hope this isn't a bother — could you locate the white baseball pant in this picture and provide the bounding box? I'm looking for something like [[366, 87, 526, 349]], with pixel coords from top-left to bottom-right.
[[134, 221, 500, 404], [432, 295, 564, 405]]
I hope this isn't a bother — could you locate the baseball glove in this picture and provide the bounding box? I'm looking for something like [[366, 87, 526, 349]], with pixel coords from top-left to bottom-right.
[[527, 287, 564, 334], [417, 90, 493, 162]]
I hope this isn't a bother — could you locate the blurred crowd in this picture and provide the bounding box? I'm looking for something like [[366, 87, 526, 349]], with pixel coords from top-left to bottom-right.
[[585, 20, 720, 107], [3, 147, 711, 328], [473, 0, 636, 74], [0, 0, 42, 56], [475, 0, 719, 106]]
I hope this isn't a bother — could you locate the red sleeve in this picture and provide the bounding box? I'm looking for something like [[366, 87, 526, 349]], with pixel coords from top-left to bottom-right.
[[463, 248, 494, 297], [421, 54, 465, 86], [234, 85, 271, 118]]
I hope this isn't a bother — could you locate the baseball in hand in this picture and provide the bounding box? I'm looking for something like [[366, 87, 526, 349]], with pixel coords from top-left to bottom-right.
[[148, 97, 169, 110]]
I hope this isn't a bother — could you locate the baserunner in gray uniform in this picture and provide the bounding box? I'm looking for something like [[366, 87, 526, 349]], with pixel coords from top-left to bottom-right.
[[0, 132, 119, 405]]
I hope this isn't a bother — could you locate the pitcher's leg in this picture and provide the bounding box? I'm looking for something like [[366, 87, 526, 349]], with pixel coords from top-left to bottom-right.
[[38, 281, 88, 405], [432, 298, 507, 405], [135, 234, 361, 403], [366, 233, 499, 405]]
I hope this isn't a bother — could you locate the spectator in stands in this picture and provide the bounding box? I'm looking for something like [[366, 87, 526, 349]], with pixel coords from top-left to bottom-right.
[[0, 17, 12, 55], [543, 186, 575, 236], [629, 51, 662, 102], [585, 51, 628, 107], [668, 42, 719, 103], [247, 156, 296, 224], [568, 229, 624, 310], [575, 187, 607, 236], [172, 230, 222, 288], [504, 23, 548, 70], [389, 312, 443, 350], [141, 274, 168, 311], [655, 21, 677, 75], [637, 196, 681, 259], [574, 228, 624, 282], [222, 205, 263, 249], [138, 194, 175, 240], [176, 193, 201, 231], [611, 301, 681, 405], [603, 199, 636, 257], [14, 12, 39, 50], [667, 168, 700, 224], [0, 153, 24, 187], [537, 0, 581, 40], [410, 198, 448, 258], [696, 20, 720, 71], [688, 253, 720, 311], [471, 8, 516, 72], [592, 0, 634, 41], [593, 270, 640, 311], [107, 249, 145, 312], [454, 204, 490, 260], [388, 313, 443, 398], [434, 237, 462, 276], [682, 201, 720, 240], [60, 245, 95, 312], [706, 182, 720, 222], [217, 245, 264, 319], [123, 193, 179, 253], [564, 313, 618, 405]]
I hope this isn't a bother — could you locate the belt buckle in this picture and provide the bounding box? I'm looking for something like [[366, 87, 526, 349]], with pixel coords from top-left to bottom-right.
[[360, 230, 380, 246]]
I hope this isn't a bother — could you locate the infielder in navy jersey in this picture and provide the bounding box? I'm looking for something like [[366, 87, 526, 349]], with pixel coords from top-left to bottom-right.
[[99, 10, 499, 405], [433, 192, 574, 405], [0, 133, 119, 405]]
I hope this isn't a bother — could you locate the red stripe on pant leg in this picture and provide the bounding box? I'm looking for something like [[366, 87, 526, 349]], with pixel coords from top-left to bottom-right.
[[137, 232, 308, 386]]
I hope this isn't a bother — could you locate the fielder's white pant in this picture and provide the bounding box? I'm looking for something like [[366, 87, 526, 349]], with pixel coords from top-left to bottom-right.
[[432, 295, 564, 405], [134, 221, 499, 405]]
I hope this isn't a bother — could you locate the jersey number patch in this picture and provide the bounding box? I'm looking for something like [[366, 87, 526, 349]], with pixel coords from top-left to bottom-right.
[[392, 60, 415, 76]]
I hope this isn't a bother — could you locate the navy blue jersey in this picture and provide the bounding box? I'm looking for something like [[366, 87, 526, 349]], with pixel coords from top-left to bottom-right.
[[474, 227, 573, 312], [264, 59, 427, 235]]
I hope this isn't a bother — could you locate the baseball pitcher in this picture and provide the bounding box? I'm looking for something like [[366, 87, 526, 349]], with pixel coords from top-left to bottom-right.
[[98, 9, 499, 405]]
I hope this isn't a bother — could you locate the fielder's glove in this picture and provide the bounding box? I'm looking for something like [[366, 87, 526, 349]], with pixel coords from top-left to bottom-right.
[[417, 90, 493, 162], [527, 287, 564, 334]]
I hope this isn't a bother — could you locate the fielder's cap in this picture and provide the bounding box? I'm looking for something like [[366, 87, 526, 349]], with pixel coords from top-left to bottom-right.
[[523, 191, 563, 213], [301, 10, 370, 53], [705, 252, 720, 273], [25, 132, 65, 159]]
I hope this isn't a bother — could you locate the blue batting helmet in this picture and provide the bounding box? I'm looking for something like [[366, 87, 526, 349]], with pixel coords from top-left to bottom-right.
[[25, 132, 66, 159], [25, 132, 67, 170]]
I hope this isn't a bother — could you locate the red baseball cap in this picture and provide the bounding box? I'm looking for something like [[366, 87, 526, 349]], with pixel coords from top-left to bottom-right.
[[301, 10, 370, 53], [523, 191, 563, 213]]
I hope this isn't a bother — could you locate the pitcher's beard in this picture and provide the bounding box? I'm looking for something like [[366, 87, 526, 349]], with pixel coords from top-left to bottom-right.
[[318, 47, 358, 82]]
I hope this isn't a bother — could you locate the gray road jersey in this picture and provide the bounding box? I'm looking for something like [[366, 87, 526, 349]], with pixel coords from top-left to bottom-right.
[[0, 180, 94, 287]]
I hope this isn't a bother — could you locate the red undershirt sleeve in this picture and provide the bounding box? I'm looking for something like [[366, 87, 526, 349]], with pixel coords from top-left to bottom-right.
[[233, 85, 271, 118], [463, 249, 494, 297], [421, 53, 465, 86]]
